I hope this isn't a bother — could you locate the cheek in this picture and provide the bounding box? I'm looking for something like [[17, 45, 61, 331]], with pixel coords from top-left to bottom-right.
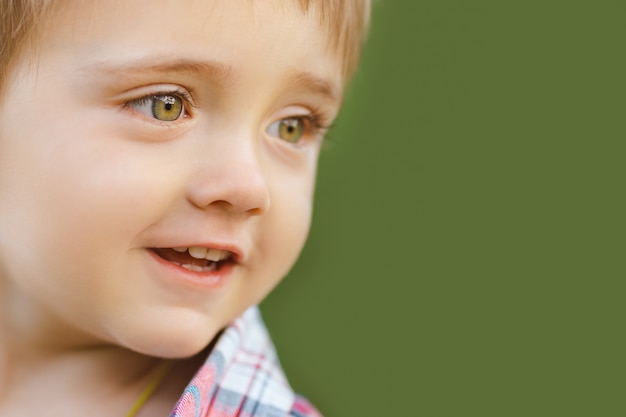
[[0, 127, 177, 292], [262, 163, 317, 273]]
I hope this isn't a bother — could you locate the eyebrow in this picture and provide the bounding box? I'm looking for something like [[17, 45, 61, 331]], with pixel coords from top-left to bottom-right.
[[287, 71, 340, 103], [80, 58, 233, 81], [79, 57, 341, 102]]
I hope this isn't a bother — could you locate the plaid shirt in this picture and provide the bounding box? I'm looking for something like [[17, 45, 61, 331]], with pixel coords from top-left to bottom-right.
[[170, 307, 322, 417]]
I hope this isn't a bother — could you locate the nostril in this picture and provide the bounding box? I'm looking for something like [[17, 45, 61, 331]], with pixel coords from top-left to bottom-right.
[[191, 197, 269, 215], [247, 206, 267, 216], [206, 190, 270, 215], [253, 191, 271, 215]]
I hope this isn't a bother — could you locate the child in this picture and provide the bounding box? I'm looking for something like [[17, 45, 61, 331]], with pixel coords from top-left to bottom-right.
[[0, 0, 369, 415]]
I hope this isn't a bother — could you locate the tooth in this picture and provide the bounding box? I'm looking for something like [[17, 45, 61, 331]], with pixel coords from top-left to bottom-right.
[[181, 264, 204, 272], [173, 247, 187, 253], [181, 263, 218, 272], [206, 249, 226, 262], [188, 246, 208, 259]]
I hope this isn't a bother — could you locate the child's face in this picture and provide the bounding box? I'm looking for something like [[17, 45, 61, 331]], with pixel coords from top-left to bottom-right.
[[0, 0, 342, 356]]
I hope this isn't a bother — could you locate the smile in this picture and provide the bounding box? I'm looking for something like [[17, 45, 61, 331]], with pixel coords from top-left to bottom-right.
[[151, 246, 234, 273]]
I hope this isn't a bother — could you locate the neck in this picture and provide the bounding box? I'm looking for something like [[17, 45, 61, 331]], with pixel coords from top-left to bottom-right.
[[0, 282, 162, 415], [0, 338, 165, 416]]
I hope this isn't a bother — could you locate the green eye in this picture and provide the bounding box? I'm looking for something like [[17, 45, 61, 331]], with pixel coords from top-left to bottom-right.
[[127, 93, 186, 122], [268, 117, 305, 143], [151, 95, 183, 121]]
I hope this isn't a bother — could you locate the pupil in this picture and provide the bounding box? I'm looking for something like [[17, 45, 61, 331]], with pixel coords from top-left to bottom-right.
[[165, 103, 172, 111]]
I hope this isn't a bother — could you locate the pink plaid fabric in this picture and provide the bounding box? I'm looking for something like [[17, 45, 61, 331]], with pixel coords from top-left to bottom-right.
[[170, 307, 322, 417]]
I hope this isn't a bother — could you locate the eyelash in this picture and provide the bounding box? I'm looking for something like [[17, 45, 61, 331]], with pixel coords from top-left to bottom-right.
[[124, 89, 333, 141], [124, 88, 195, 122], [301, 109, 333, 137], [264, 108, 335, 147]]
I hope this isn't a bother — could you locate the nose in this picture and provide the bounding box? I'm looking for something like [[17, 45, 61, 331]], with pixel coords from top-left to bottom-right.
[[186, 140, 271, 216]]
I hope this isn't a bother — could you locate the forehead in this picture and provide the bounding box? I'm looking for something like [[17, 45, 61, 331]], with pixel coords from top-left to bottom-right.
[[30, 0, 344, 92]]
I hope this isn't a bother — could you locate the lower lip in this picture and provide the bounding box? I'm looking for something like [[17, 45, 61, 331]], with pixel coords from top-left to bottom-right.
[[147, 249, 235, 290]]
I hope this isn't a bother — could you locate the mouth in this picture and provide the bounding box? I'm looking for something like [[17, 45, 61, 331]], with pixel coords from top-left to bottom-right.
[[151, 246, 235, 273]]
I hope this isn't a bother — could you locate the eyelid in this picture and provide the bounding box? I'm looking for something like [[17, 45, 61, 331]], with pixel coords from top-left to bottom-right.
[[123, 85, 196, 123], [299, 109, 334, 140], [266, 113, 332, 145], [267, 107, 334, 140]]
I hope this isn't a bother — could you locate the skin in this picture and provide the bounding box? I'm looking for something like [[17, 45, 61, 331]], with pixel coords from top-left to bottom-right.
[[0, 0, 344, 414]]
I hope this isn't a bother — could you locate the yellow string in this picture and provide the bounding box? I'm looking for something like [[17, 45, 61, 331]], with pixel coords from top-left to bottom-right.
[[125, 360, 174, 417]]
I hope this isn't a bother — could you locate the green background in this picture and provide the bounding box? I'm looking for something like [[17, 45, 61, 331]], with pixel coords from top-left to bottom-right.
[[261, 1, 624, 416]]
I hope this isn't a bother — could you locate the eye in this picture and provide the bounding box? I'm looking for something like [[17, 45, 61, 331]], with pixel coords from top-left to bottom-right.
[[267, 117, 306, 143], [126, 93, 187, 122]]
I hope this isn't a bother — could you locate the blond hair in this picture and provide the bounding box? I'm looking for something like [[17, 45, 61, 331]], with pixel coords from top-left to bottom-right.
[[0, 0, 370, 95], [0, 0, 44, 93], [297, 0, 371, 80]]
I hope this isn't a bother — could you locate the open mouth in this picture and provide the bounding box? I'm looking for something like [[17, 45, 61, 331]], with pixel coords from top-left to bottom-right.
[[151, 246, 234, 273]]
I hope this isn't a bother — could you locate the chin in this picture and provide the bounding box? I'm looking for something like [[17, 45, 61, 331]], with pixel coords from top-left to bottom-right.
[[113, 318, 224, 359]]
